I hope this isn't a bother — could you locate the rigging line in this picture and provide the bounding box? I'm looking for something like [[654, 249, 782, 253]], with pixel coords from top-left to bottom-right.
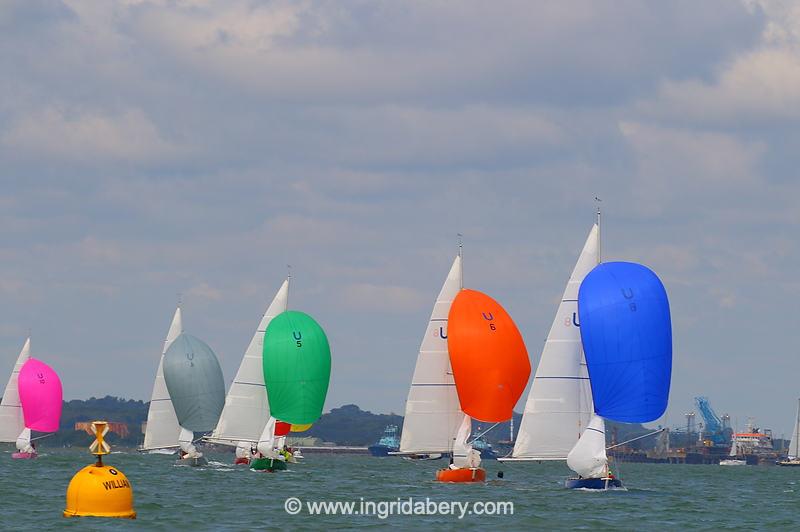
[[469, 422, 500, 444], [605, 428, 666, 450]]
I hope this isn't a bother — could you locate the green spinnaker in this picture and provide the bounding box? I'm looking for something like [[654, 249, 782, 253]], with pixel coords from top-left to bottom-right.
[[263, 311, 331, 425]]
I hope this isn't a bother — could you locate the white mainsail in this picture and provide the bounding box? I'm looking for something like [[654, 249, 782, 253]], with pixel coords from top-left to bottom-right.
[[790, 399, 800, 460], [208, 280, 289, 445], [566, 414, 608, 478], [0, 338, 31, 443], [511, 224, 598, 460], [141, 307, 183, 450], [729, 435, 739, 457], [399, 255, 464, 454]]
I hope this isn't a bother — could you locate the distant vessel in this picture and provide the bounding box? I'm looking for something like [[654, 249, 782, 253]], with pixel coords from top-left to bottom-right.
[[731, 420, 774, 460], [436, 287, 530, 482], [720, 432, 746, 466], [566, 260, 672, 490], [471, 432, 497, 460], [0, 339, 63, 460], [777, 399, 800, 467], [163, 333, 226, 467], [206, 279, 289, 465], [253, 311, 331, 472], [368, 425, 400, 456], [140, 308, 183, 453]]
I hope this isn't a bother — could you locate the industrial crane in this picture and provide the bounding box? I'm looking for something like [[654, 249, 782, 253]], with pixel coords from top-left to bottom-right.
[[695, 396, 731, 446]]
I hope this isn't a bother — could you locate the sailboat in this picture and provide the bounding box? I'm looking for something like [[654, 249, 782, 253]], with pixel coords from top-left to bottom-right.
[[163, 333, 226, 466], [777, 399, 800, 466], [720, 432, 746, 466], [436, 288, 530, 482], [0, 338, 63, 459], [502, 221, 598, 463], [565, 260, 672, 489], [206, 279, 289, 464], [253, 310, 331, 472], [396, 255, 464, 462], [140, 307, 183, 453]]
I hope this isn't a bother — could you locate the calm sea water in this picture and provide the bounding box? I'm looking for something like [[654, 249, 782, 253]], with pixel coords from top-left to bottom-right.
[[1, 449, 799, 530]]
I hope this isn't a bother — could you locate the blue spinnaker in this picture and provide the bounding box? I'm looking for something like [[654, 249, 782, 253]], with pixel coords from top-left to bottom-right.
[[578, 262, 672, 423]]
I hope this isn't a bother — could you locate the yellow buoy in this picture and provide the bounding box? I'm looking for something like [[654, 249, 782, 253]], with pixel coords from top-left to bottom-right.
[[63, 421, 136, 519]]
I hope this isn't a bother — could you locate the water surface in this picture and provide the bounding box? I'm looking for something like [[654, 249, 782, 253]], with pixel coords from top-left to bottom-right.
[[1, 449, 797, 530]]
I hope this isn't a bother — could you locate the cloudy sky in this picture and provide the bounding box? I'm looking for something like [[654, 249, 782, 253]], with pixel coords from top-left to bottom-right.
[[2, 0, 799, 436]]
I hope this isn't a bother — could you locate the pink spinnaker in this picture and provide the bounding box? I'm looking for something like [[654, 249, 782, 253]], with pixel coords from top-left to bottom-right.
[[18, 358, 63, 432]]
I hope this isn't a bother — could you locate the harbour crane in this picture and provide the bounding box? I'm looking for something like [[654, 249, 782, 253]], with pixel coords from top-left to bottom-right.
[[695, 396, 731, 446]]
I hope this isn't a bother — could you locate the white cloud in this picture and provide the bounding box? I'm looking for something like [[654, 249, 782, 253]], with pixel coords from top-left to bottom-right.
[[638, 0, 800, 124], [620, 121, 765, 184], [187, 282, 223, 301], [2, 107, 180, 163]]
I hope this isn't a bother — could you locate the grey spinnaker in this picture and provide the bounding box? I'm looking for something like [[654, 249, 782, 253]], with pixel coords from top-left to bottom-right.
[[163, 333, 225, 432]]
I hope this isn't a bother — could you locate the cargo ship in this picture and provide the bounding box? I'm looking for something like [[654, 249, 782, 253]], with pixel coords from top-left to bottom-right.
[[368, 425, 400, 456]]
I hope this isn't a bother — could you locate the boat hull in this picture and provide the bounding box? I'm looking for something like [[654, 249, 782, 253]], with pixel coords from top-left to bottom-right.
[[402, 453, 444, 461], [777, 460, 800, 467], [251, 457, 288, 472], [234, 456, 250, 465], [175, 456, 208, 467], [565, 477, 623, 490], [368, 445, 399, 457], [12, 452, 37, 460], [435, 467, 486, 483], [720, 459, 747, 466]]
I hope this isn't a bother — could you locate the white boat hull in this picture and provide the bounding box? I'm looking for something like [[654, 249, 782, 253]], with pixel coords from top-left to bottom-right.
[[719, 459, 746, 466]]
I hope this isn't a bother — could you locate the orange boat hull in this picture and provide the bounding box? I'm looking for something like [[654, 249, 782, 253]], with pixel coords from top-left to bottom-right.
[[435, 467, 486, 483]]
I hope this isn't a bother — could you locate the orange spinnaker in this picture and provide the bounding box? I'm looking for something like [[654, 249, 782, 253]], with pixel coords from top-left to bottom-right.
[[447, 289, 531, 423]]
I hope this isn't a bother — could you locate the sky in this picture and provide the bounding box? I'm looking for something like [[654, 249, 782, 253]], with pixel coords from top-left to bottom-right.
[[1, 0, 799, 436]]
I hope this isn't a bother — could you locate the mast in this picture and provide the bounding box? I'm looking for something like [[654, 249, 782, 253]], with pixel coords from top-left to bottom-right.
[[453, 233, 464, 457], [286, 265, 292, 309], [595, 198, 602, 264], [457, 233, 463, 290], [795, 398, 800, 458]]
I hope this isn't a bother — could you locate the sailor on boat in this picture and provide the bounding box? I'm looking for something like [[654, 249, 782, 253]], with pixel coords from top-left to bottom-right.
[[449, 448, 481, 470], [16, 436, 35, 456]]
